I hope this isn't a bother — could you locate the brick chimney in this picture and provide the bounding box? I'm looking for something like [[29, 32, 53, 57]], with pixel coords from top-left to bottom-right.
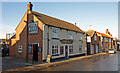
[[27, 2, 33, 12], [27, 2, 34, 23], [106, 29, 111, 35]]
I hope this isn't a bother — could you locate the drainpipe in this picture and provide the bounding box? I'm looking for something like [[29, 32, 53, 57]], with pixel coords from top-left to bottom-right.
[[85, 32, 87, 56], [24, 19, 28, 62], [47, 25, 50, 55]]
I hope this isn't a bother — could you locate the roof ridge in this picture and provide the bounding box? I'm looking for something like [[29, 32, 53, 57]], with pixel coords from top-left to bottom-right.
[[32, 11, 75, 25]]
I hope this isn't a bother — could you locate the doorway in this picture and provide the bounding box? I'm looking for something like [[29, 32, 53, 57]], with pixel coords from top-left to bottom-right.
[[33, 44, 38, 61], [65, 45, 68, 60]]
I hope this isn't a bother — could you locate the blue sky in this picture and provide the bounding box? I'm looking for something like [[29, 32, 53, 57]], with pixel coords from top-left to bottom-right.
[[1, 2, 118, 39]]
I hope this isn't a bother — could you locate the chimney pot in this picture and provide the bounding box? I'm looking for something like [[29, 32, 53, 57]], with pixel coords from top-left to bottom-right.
[[27, 2, 33, 11]]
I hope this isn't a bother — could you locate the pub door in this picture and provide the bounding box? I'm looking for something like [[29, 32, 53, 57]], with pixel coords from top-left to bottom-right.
[[33, 44, 38, 61], [65, 45, 68, 60]]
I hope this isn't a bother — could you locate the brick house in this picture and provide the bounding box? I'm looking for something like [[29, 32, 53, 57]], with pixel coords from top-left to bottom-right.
[[96, 31, 113, 52], [86, 30, 113, 55], [86, 30, 100, 55], [9, 2, 86, 62]]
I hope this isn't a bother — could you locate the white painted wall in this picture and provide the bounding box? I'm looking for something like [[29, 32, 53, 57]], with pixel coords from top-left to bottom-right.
[[43, 25, 85, 60]]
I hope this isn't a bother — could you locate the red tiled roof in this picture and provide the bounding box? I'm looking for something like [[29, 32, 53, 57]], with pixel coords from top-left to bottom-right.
[[87, 30, 112, 38], [96, 31, 112, 38]]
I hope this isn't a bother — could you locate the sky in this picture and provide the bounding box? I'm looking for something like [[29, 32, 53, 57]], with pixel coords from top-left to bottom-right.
[[1, 2, 118, 39]]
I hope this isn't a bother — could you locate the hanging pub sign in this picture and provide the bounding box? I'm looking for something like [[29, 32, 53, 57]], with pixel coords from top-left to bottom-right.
[[60, 39, 73, 44], [28, 21, 38, 34]]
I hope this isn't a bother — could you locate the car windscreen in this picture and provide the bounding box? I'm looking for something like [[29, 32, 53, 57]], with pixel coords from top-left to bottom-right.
[[109, 49, 114, 51]]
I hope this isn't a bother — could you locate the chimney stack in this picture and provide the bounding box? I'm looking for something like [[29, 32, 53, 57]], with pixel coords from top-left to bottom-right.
[[27, 2, 33, 12], [75, 23, 76, 25]]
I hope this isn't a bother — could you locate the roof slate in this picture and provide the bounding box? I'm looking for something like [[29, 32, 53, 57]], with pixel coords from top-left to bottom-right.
[[32, 11, 84, 33]]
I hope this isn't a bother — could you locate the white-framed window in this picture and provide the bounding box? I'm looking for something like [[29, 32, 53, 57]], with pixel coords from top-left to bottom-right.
[[79, 45, 82, 52], [18, 46, 22, 53], [105, 38, 108, 42], [52, 28, 58, 38], [60, 46, 64, 55], [52, 45, 59, 55], [101, 36, 103, 41], [94, 33, 97, 41], [69, 31, 73, 39], [109, 38, 111, 42], [80, 33, 83, 40], [69, 46, 73, 54], [28, 45, 32, 54]]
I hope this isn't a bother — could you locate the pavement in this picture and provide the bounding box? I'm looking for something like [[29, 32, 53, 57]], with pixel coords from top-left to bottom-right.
[[3, 52, 110, 71]]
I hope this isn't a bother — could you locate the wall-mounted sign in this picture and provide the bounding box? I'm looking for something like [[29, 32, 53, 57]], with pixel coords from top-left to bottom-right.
[[60, 39, 73, 44], [28, 21, 38, 34]]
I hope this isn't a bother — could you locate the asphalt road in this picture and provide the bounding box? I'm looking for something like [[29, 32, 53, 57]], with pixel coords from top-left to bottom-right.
[[2, 57, 32, 71], [39, 53, 119, 71]]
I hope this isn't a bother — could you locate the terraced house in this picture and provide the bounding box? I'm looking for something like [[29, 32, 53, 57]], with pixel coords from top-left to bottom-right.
[[86, 30, 100, 55], [86, 30, 113, 55], [9, 2, 86, 62]]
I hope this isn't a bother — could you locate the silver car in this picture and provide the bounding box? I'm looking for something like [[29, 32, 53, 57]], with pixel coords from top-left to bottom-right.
[[108, 48, 116, 54]]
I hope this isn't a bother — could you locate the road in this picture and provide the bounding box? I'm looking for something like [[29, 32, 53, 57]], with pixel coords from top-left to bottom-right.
[[39, 53, 119, 71], [2, 57, 32, 71]]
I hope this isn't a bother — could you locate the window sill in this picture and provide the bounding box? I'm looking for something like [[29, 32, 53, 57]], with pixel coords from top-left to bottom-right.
[[52, 54, 59, 56], [52, 38, 59, 40], [69, 53, 74, 54]]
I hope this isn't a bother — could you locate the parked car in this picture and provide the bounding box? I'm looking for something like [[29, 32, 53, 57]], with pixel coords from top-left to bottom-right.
[[108, 48, 116, 54]]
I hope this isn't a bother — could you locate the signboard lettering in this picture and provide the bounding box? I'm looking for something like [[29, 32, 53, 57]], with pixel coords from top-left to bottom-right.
[[28, 21, 38, 34]]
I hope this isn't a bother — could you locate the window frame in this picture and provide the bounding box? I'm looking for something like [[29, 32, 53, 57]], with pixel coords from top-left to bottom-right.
[[18, 46, 22, 53], [28, 44, 32, 54], [80, 33, 83, 40], [52, 45, 59, 55], [94, 33, 97, 41], [69, 31, 73, 39], [52, 28, 58, 38], [69, 46, 73, 54], [60, 46, 64, 55], [79, 45, 82, 52]]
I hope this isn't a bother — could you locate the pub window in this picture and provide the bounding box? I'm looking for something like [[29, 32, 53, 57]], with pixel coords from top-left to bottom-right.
[[28, 45, 32, 54], [52, 45, 58, 55], [60, 46, 64, 55], [69, 32, 73, 39], [52, 28, 58, 38], [18, 46, 22, 53], [69, 46, 73, 54], [79, 45, 82, 52]]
